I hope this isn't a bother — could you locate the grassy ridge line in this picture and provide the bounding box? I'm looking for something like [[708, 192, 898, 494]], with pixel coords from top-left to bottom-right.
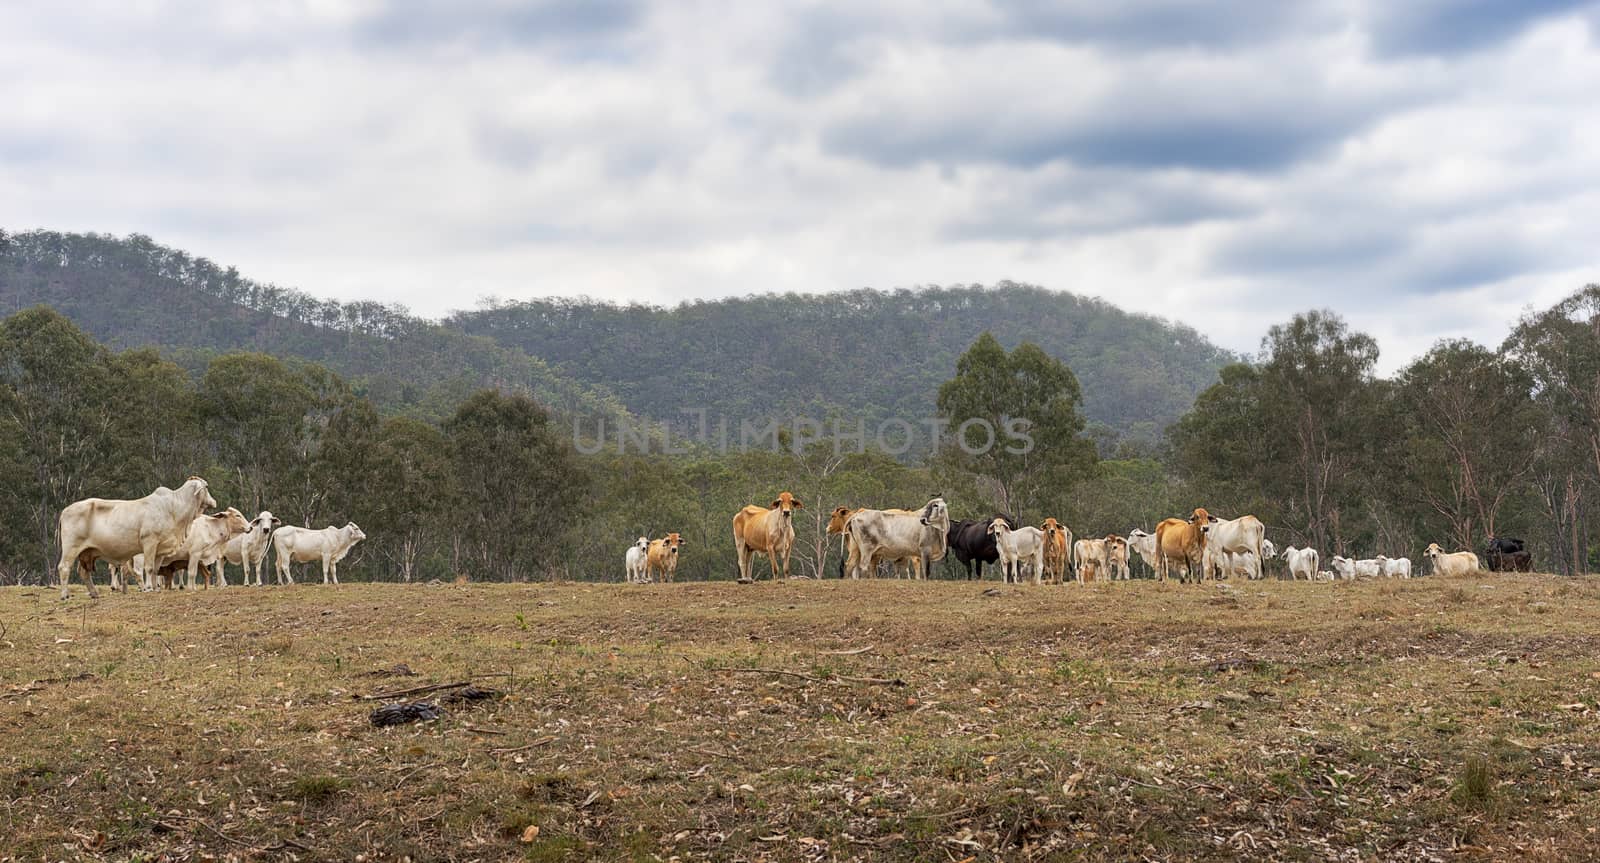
[[3, 575, 1598, 861]]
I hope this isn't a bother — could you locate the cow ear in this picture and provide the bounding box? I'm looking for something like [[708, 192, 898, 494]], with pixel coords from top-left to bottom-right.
[[1208, 515, 1219, 523], [770, 499, 781, 509], [792, 498, 803, 508]]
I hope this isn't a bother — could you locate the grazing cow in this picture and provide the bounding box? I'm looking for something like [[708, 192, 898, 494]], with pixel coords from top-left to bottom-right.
[[1329, 556, 1382, 580], [733, 492, 802, 581], [624, 536, 649, 583], [845, 498, 950, 581], [1154, 508, 1213, 583], [946, 516, 1013, 580], [1104, 535, 1131, 581], [273, 522, 367, 585], [1040, 518, 1073, 584], [222, 510, 281, 587], [1281, 546, 1319, 581], [830, 506, 922, 578], [989, 517, 1045, 584], [175, 508, 252, 589], [1200, 515, 1266, 580], [55, 477, 217, 599], [1073, 537, 1107, 583], [1374, 555, 1413, 579], [1126, 528, 1159, 576], [1506, 550, 1533, 572], [647, 533, 685, 583], [1315, 570, 1335, 581], [1425, 543, 1481, 577]]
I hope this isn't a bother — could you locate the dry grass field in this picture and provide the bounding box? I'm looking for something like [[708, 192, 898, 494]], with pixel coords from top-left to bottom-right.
[[3, 574, 1600, 862]]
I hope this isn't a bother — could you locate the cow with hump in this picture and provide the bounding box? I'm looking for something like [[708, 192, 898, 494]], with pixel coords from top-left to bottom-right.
[[55, 476, 217, 599], [223, 510, 282, 587], [273, 522, 367, 584], [844, 497, 950, 581], [829, 506, 924, 578], [733, 492, 802, 581], [1154, 507, 1213, 583], [647, 533, 686, 583], [945, 514, 1014, 580]]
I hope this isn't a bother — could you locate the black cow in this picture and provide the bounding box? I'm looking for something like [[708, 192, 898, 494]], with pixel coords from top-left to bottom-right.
[[946, 515, 1015, 580], [1485, 537, 1529, 572]]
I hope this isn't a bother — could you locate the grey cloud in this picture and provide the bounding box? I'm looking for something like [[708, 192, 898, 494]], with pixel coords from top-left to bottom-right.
[[355, 0, 645, 56], [941, 170, 1255, 241], [1368, 0, 1597, 56]]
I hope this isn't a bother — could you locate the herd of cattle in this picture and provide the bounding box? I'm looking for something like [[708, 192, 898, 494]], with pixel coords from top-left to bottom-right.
[[55, 476, 367, 599], [43, 478, 1536, 598], [627, 495, 1536, 584]]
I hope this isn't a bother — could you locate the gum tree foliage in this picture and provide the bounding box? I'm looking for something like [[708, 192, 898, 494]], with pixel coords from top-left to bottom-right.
[[444, 390, 589, 581], [936, 332, 1098, 522]]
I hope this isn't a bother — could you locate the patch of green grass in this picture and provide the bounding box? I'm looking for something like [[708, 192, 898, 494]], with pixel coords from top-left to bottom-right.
[[288, 774, 346, 803], [1450, 756, 1496, 809]]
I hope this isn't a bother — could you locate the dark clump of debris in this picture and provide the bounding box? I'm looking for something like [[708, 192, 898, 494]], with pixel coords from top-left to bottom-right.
[[441, 685, 502, 703], [370, 701, 444, 727]]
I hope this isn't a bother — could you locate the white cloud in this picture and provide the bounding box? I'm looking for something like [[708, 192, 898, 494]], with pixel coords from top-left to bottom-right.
[[1, 0, 1597, 374]]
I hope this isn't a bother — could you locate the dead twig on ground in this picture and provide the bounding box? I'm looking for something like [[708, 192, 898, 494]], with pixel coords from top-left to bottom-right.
[[358, 681, 471, 701], [489, 735, 557, 754], [721, 667, 905, 686]]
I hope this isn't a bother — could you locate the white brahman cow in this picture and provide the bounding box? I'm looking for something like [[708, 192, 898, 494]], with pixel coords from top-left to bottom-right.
[[55, 477, 216, 599], [845, 498, 950, 581], [273, 522, 367, 585], [1425, 543, 1480, 577], [990, 517, 1046, 584]]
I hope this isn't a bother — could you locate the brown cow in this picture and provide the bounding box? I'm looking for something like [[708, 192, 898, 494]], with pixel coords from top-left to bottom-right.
[[1040, 518, 1071, 584], [828, 505, 922, 578], [646, 533, 685, 582], [733, 492, 803, 581], [1155, 507, 1214, 583]]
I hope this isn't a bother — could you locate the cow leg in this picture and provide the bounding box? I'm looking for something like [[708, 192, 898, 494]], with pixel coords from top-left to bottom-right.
[[73, 551, 100, 599]]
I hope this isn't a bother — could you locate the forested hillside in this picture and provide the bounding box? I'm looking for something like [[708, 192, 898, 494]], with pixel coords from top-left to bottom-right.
[[0, 231, 1232, 445], [0, 230, 632, 424], [452, 285, 1234, 446]]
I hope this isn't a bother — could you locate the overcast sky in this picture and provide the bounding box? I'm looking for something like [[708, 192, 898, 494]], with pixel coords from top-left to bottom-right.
[[4, 1, 1598, 371]]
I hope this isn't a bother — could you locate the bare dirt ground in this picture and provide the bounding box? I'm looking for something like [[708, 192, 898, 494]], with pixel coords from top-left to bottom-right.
[[3, 574, 1600, 862]]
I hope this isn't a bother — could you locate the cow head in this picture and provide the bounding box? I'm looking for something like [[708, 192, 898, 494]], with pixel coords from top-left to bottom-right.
[[218, 507, 250, 534], [251, 510, 281, 534], [919, 497, 949, 531], [1041, 517, 1062, 537], [664, 532, 684, 553], [827, 506, 854, 535], [1129, 528, 1150, 539], [185, 476, 218, 510], [986, 516, 1012, 537], [347, 522, 367, 542], [635, 536, 649, 549], [1189, 508, 1217, 532], [1424, 542, 1444, 559], [770, 492, 802, 519]]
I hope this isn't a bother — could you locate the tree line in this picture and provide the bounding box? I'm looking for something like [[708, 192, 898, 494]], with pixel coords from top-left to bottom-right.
[[1, 285, 1596, 585]]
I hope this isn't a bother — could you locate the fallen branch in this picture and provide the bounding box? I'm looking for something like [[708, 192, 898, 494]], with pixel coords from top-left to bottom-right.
[[358, 681, 471, 701], [820, 644, 875, 655], [721, 666, 905, 686], [488, 735, 557, 755], [462, 725, 508, 735]]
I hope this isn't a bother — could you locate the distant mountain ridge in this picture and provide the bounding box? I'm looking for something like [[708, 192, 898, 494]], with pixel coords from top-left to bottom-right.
[[0, 230, 1234, 442], [449, 285, 1236, 445]]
